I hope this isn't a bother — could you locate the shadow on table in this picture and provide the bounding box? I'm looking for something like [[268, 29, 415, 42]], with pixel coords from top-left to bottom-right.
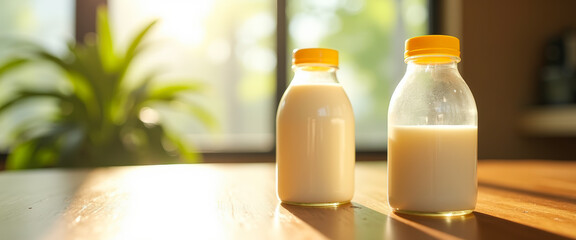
[[282, 203, 572, 240], [395, 211, 573, 240], [281, 202, 435, 239], [479, 181, 576, 204]]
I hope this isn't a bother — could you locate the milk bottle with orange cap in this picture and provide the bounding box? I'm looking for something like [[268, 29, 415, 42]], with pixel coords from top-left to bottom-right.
[[388, 35, 478, 216], [276, 48, 355, 206]]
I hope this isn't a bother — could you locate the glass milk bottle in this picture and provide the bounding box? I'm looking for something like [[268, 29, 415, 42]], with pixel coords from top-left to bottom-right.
[[276, 48, 355, 206], [387, 35, 478, 216]]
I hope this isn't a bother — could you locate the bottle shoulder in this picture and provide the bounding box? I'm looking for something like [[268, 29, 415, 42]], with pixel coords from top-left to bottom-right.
[[278, 84, 353, 117], [389, 70, 477, 125], [281, 84, 351, 104], [393, 69, 473, 99]]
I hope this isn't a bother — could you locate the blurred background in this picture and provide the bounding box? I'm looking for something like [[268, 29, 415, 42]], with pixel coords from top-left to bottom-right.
[[0, 0, 575, 168]]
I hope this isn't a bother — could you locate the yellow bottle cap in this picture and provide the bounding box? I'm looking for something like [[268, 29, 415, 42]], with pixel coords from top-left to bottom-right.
[[293, 48, 338, 67], [404, 35, 460, 59]]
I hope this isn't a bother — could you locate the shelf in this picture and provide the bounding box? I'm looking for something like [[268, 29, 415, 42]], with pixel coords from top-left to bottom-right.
[[520, 105, 576, 136]]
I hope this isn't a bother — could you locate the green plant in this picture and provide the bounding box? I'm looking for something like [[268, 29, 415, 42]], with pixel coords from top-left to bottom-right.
[[0, 8, 215, 169]]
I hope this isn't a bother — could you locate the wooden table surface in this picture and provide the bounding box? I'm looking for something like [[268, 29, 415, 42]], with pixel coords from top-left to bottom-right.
[[0, 160, 575, 240]]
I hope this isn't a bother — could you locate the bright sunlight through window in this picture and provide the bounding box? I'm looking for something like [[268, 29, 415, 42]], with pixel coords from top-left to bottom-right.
[[110, 0, 276, 152]]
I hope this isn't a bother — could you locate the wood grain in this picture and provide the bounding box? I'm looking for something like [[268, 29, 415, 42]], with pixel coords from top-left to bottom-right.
[[0, 160, 575, 239]]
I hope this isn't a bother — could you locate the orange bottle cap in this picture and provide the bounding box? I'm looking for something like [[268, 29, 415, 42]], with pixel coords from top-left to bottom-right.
[[404, 35, 460, 59], [293, 48, 338, 67]]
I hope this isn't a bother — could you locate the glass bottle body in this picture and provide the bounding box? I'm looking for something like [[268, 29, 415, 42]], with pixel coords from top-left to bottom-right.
[[276, 65, 355, 206], [387, 57, 478, 216]]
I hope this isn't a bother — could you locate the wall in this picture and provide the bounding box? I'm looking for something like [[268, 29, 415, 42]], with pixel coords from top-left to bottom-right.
[[443, 0, 576, 159]]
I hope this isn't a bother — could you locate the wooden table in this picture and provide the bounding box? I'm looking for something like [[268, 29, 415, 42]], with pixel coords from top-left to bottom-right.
[[0, 160, 575, 240]]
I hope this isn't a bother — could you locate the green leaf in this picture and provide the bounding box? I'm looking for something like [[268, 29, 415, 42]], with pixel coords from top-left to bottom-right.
[[34, 50, 72, 71], [25, 48, 103, 121], [148, 82, 205, 101], [33, 125, 72, 167], [63, 71, 102, 125], [6, 134, 59, 170], [0, 58, 30, 77], [0, 92, 66, 116], [142, 81, 217, 132], [0, 37, 47, 54], [5, 141, 36, 170], [117, 19, 159, 82], [182, 101, 220, 132], [164, 130, 201, 163], [96, 6, 117, 73], [111, 72, 157, 125], [123, 20, 158, 66]]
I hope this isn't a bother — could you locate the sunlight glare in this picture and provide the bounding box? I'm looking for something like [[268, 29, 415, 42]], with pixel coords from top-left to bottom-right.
[[114, 165, 225, 239], [289, 13, 340, 47], [135, 0, 215, 46], [139, 107, 160, 125]]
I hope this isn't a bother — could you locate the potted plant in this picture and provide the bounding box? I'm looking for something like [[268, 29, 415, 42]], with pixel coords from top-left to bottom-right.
[[0, 8, 215, 169]]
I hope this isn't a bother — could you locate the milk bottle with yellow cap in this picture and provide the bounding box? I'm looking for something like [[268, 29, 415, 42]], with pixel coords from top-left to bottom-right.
[[388, 35, 478, 216], [276, 48, 355, 206]]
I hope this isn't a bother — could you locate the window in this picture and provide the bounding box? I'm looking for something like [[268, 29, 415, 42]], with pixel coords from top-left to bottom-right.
[[1, 0, 430, 155], [108, 0, 430, 152], [109, 0, 276, 153], [0, 0, 74, 148], [0, 0, 73, 53]]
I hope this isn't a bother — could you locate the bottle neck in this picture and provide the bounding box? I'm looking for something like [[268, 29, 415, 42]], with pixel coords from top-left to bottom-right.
[[405, 55, 460, 73], [291, 65, 339, 85], [405, 55, 460, 65]]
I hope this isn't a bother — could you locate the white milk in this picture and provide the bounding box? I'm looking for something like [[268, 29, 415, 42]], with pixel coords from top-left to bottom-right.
[[388, 125, 477, 213], [276, 83, 355, 205]]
